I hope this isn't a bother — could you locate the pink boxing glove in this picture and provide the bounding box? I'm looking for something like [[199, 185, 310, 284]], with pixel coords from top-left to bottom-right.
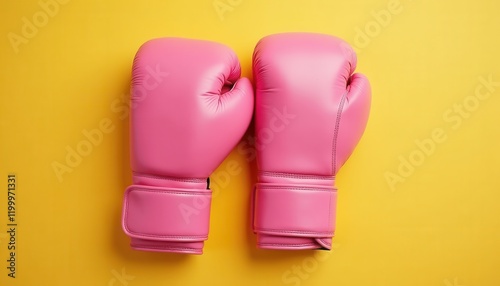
[[252, 33, 371, 250], [122, 38, 253, 254]]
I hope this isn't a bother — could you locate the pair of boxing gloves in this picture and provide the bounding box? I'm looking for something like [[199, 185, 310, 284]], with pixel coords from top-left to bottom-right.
[[121, 33, 371, 254]]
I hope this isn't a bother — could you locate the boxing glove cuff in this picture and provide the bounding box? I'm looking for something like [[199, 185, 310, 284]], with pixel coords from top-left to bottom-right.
[[253, 173, 337, 250], [253, 184, 336, 236], [122, 184, 211, 254]]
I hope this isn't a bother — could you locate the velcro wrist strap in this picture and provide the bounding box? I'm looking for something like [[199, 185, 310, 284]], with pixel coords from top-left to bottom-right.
[[253, 184, 336, 237], [122, 185, 212, 242]]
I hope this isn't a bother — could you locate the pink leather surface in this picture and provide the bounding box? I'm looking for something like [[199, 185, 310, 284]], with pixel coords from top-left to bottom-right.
[[254, 184, 337, 236], [122, 38, 253, 254], [253, 33, 371, 250], [122, 185, 212, 239], [130, 38, 253, 178]]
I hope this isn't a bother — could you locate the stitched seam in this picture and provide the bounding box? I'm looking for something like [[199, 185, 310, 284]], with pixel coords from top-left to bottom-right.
[[317, 238, 333, 245], [131, 245, 201, 251], [251, 186, 256, 232], [255, 228, 333, 235], [125, 223, 208, 239], [259, 171, 334, 180], [328, 192, 331, 232], [129, 188, 211, 196], [257, 186, 335, 192], [258, 243, 318, 247], [133, 172, 205, 182], [131, 235, 207, 239], [331, 91, 348, 174], [330, 91, 347, 241]]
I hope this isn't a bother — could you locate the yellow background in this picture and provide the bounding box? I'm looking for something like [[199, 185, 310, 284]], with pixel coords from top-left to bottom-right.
[[1, 0, 499, 285]]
